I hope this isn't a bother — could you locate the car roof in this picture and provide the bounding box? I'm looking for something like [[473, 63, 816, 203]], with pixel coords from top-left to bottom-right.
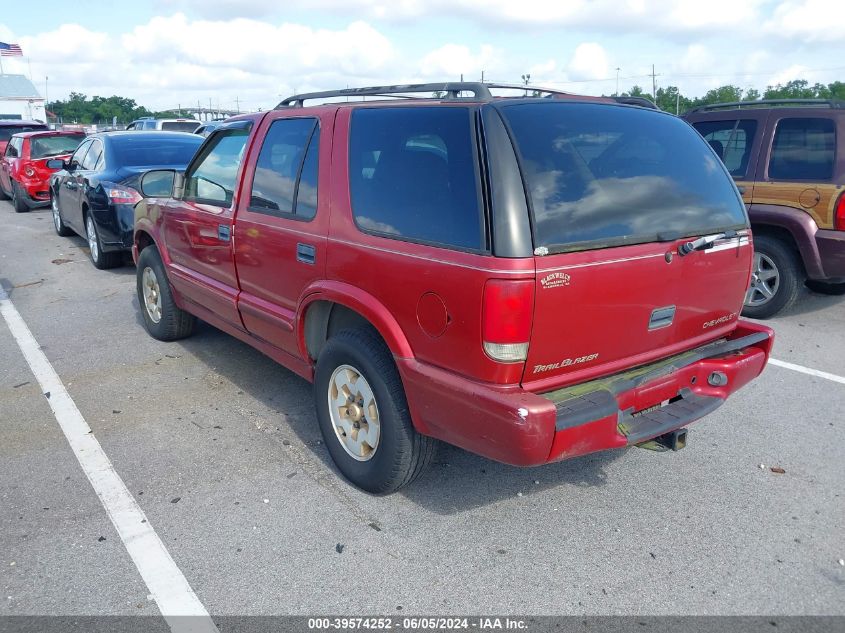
[[13, 130, 86, 139], [92, 130, 203, 140]]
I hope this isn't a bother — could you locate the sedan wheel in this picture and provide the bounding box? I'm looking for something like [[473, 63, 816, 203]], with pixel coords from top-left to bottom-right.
[[52, 194, 72, 236], [86, 215, 100, 263]]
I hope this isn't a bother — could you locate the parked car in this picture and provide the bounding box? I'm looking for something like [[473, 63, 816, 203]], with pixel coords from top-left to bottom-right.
[[126, 117, 200, 133], [0, 130, 85, 212], [133, 82, 773, 493], [0, 119, 48, 156], [49, 131, 203, 269], [684, 99, 845, 317], [194, 119, 226, 137]]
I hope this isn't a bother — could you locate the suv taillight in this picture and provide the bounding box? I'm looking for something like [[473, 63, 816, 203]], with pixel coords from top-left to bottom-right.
[[836, 193, 845, 231], [482, 279, 533, 363]]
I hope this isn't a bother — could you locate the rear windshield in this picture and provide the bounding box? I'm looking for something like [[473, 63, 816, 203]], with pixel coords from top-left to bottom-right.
[[30, 135, 86, 159], [501, 103, 747, 253], [161, 121, 200, 133], [0, 125, 48, 142], [111, 136, 202, 167]]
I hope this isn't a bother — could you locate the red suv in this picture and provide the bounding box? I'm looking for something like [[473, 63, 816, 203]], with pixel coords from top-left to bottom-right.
[[133, 83, 774, 493], [0, 130, 85, 212]]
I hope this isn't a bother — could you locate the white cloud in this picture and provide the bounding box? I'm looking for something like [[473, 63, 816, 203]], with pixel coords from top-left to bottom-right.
[[765, 0, 844, 42], [567, 43, 609, 81], [419, 44, 499, 78]]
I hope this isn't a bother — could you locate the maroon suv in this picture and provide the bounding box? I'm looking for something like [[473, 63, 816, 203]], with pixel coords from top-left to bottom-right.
[[134, 83, 773, 493]]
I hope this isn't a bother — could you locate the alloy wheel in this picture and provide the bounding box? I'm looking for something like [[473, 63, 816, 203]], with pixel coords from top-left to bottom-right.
[[86, 216, 99, 263], [745, 252, 780, 307]]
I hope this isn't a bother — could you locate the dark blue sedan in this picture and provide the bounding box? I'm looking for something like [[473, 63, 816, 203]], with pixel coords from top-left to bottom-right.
[[49, 131, 203, 269]]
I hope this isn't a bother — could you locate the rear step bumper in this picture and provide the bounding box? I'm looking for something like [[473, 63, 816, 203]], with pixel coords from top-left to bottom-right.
[[398, 320, 774, 467]]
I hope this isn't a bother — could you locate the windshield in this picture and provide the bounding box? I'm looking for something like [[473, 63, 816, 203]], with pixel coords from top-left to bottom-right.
[[30, 135, 86, 159], [500, 102, 748, 253], [161, 121, 200, 133], [111, 135, 203, 167]]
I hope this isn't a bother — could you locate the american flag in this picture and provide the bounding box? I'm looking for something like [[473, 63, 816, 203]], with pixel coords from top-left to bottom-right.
[[0, 42, 23, 57]]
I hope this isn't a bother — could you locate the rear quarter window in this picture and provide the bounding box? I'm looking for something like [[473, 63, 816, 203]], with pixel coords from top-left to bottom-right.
[[768, 117, 836, 181], [348, 107, 484, 251], [501, 102, 748, 252]]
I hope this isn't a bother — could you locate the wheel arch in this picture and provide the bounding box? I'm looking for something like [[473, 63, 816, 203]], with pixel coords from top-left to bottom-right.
[[749, 203, 820, 278]]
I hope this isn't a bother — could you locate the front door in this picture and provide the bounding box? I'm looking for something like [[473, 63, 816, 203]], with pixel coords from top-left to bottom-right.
[[58, 139, 92, 232], [233, 113, 329, 354], [161, 126, 251, 329]]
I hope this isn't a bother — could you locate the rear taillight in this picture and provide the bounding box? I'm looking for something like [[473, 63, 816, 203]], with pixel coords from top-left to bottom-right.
[[106, 186, 143, 205], [482, 279, 533, 363], [835, 193, 845, 231], [23, 166, 36, 178]]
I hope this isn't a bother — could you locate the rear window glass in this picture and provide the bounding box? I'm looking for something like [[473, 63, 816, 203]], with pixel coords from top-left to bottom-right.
[[692, 119, 758, 177], [501, 103, 747, 252], [161, 121, 201, 133], [111, 135, 202, 167], [769, 118, 835, 181], [30, 135, 85, 159], [349, 107, 483, 251]]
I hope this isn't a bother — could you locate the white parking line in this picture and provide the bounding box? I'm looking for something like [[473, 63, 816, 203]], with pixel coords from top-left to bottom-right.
[[769, 358, 845, 385], [0, 287, 218, 633]]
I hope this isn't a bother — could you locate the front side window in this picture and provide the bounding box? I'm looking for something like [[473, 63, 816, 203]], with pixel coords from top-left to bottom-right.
[[185, 129, 250, 206], [81, 140, 102, 170], [249, 117, 318, 218], [692, 119, 759, 177], [502, 102, 747, 253], [70, 140, 92, 168], [769, 117, 836, 181], [349, 107, 483, 251]]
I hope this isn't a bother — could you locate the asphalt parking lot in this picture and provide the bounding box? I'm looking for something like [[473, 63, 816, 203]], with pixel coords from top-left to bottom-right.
[[1, 201, 843, 623]]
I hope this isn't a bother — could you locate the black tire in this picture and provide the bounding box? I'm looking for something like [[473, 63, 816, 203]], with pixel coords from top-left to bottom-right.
[[12, 181, 30, 213], [742, 234, 803, 319], [136, 246, 196, 341], [806, 279, 845, 296], [51, 191, 73, 236], [314, 328, 436, 494], [85, 212, 122, 269], [0, 180, 9, 200]]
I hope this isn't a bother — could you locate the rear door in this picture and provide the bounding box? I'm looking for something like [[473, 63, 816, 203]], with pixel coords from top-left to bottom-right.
[[496, 102, 752, 389], [233, 112, 328, 354], [161, 125, 251, 329]]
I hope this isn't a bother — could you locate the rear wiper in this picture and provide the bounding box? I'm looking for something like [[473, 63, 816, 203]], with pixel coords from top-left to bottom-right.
[[678, 230, 738, 256]]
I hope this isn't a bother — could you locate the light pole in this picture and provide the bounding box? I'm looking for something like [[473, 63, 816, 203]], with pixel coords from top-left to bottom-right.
[[615, 67, 620, 96], [521, 73, 531, 96]]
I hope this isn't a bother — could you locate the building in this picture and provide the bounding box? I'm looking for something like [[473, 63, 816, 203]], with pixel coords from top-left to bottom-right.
[[0, 74, 46, 122]]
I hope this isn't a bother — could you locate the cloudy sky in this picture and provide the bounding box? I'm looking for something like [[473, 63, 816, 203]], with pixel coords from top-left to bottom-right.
[[1, 0, 843, 113]]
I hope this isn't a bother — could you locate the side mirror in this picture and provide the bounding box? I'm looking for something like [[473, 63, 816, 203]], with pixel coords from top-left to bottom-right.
[[140, 169, 178, 198], [46, 159, 66, 170]]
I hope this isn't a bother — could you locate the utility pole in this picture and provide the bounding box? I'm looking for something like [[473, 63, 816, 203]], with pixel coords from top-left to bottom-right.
[[650, 64, 660, 100], [45, 76, 49, 119], [481, 70, 485, 83], [235, 96, 240, 113], [615, 67, 620, 96]]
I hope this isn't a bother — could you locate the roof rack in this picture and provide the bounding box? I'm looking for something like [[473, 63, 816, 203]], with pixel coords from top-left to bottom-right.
[[275, 82, 575, 108], [611, 96, 659, 110], [688, 98, 845, 113]]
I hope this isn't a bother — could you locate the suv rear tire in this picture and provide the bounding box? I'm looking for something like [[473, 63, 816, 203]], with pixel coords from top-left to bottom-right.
[[136, 246, 196, 340], [314, 328, 436, 494], [743, 234, 803, 319]]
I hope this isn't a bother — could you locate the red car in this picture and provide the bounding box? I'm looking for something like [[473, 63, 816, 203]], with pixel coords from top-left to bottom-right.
[[133, 82, 774, 493], [1, 130, 85, 212]]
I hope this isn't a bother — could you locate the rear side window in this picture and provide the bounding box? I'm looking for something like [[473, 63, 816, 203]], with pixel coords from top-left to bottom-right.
[[692, 119, 758, 177], [185, 129, 249, 206], [769, 118, 836, 181], [249, 117, 319, 219], [162, 121, 200, 133], [349, 107, 483, 251], [501, 103, 747, 253]]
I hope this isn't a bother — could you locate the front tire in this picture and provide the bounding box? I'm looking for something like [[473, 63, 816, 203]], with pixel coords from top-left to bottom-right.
[[12, 181, 30, 213], [85, 213, 122, 269], [136, 246, 196, 341], [742, 234, 803, 319], [52, 192, 73, 236], [314, 328, 436, 494]]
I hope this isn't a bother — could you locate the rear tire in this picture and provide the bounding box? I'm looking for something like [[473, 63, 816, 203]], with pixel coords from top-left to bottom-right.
[[314, 328, 436, 494], [136, 246, 196, 341], [742, 234, 803, 319], [85, 213, 122, 269], [12, 181, 30, 213], [0, 180, 9, 200]]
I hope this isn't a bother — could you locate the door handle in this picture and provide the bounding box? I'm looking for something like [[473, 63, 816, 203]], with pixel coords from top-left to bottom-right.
[[297, 243, 316, 265]]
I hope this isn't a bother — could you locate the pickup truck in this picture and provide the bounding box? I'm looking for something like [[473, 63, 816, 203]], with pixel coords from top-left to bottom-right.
[[133, 82, 773, 493]]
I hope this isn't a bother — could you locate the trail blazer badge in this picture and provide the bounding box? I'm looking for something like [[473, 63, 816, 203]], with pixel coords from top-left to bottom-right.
[[540, 272, 571, 289]]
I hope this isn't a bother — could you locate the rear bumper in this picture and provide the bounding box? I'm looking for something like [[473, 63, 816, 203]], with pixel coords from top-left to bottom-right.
[[816, 229, 845, 281], [398, 321, 774, 466], [18, 179, 50, 208]]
